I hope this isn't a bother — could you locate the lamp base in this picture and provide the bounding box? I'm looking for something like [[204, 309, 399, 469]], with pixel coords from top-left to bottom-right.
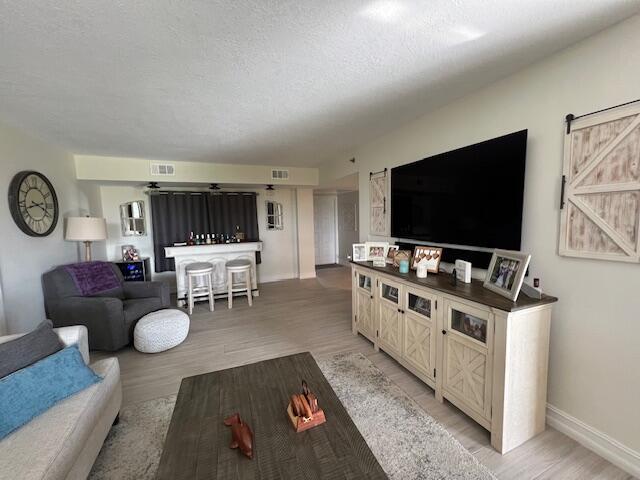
[[83, 241, 93, 262]]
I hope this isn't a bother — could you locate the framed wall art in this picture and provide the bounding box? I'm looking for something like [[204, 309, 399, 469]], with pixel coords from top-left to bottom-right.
[[559, 102, 640, 263], [370, 169, 389, 236]]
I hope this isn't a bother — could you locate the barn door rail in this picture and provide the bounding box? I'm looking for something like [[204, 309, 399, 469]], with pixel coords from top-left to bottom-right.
[[369, 168, 388, 178], [565, 97, 640, 134]]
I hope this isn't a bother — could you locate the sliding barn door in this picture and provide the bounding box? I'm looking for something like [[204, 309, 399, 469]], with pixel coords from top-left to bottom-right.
[[370, 170, 389, 236], [559, 103, 640, 263]]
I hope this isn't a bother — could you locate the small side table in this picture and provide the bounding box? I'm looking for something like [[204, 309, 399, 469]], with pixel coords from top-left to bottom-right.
[[114, 257, 151, 282]]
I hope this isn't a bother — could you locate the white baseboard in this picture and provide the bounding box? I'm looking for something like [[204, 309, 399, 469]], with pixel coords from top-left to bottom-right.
[[546, 404, 640, 477], [257, 273, 297, 284]]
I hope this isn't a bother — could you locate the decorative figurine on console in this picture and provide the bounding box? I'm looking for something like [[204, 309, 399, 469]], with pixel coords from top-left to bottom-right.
[[286, 380, 326, 432], [224, 413, 254, 459]]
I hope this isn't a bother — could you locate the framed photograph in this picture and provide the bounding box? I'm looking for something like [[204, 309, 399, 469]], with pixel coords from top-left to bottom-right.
[[352, 243, 367, 262], [386, 245, 399, 264], [411, 246, 443, 273], [483, 249, 531, 301], [365, 242, 389, 261], [365, 241, 388, 266], [393, 250, 412, 267], [121, 244, 139, 261]]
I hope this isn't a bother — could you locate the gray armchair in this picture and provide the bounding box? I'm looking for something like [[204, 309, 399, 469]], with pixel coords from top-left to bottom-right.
[[42, 263, 170, 351]]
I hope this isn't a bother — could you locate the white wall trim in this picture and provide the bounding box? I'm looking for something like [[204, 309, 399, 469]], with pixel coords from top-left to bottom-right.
[[257, 272, 297, 284], [546, 404, 640, 477]]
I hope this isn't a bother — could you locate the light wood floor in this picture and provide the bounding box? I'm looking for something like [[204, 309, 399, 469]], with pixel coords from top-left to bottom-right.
[[96, 266, 633, 480]]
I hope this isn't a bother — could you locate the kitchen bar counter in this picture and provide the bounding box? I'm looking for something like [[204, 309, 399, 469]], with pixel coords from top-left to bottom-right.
[[165, 242, 262, 305]]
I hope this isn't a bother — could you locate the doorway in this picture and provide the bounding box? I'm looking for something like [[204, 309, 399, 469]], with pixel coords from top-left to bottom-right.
[[313, 194, 338, 266], [313, 173, 359, 267]]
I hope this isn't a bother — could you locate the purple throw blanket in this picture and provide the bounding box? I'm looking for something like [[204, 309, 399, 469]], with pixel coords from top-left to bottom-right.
[[64, 261, 120, 296]]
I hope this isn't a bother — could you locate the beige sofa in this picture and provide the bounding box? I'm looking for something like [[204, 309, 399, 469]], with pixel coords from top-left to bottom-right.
[[0, 326, 122, 479]]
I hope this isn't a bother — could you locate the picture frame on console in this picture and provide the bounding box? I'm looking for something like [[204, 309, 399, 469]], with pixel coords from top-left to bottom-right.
[[352, 243, 367, 262], [483, 249, 531, 301], [121, 244, 140, 261], [411, 246, 443, 273], [393, 250, 412, 268], [386, 245, 399, 264], [365, 242, 388, 260], [365, 241, 388, 266]]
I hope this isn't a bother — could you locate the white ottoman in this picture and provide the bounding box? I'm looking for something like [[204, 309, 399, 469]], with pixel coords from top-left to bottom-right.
[[134, 309, 190, 353]]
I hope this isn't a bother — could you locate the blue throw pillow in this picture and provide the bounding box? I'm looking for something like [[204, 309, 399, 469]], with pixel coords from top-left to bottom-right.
[[0, 345, 102, 439]]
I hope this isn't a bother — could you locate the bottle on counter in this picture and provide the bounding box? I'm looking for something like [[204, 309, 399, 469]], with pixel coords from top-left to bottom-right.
[[196, 234, 201, 245], [235, 225, 245, 242], [206, 233, 212, 245], [188, 231, 195, 246]]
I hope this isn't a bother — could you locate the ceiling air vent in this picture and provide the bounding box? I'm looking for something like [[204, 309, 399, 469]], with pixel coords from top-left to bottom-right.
[[271, 169, 289, 181], [150, 163, 175, 176]]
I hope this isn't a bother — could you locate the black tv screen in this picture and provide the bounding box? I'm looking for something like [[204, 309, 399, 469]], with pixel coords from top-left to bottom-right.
[[391, 130, 527, 250]]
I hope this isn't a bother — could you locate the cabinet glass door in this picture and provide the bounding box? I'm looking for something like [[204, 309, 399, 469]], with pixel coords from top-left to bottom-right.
[[443, 333, 491, 418], [356, 289, 374, 338], [442, 299, 493, 421], [381, 282, 399, 304], [451, 309, 487, 344], [403, 287, 437, 380], [358, 273, 372, 292], [407, 292, 431, 318], [378, 277, 403, 356]]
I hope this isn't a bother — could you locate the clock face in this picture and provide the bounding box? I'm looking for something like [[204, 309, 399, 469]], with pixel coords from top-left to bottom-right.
[[8, 171, 59, 237]]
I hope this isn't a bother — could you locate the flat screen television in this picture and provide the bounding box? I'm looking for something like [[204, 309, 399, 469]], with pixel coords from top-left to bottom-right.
[[391, 130, 527, 250]]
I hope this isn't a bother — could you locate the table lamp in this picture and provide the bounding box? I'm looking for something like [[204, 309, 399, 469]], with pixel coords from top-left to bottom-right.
[[65, 216, 108, 261]]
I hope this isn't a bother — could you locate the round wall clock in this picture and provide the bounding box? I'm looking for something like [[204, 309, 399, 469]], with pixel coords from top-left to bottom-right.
[[8, 170, 59, 237]]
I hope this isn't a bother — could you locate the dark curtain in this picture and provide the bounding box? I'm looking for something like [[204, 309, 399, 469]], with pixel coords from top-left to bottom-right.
[[151, 192, 259, 272]]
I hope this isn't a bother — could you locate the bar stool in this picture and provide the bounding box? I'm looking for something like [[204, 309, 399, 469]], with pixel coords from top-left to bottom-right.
[[185, 262, 215, 315], [225, 259, 253, 309]]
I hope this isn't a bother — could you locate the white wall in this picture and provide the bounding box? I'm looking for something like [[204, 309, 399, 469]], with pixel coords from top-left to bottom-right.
[[75, 154, 319, 186], [337, 191, 359, 264], [0, 122, 94, 333], [98, 185, 300, 286], [296, 189, 316, 279], [0, 274, 7, 336], [319, 14, 640, 462], [100, 185, 154, 262], [257, 188, 299, 283]]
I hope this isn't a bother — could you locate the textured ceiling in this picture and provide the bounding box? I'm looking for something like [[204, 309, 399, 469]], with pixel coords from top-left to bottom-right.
[[0, 1, 638, 166]]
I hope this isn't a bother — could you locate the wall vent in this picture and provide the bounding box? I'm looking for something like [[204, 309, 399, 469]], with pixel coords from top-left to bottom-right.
[[271, 169, 289, 180], [150, 163, 175, 176]]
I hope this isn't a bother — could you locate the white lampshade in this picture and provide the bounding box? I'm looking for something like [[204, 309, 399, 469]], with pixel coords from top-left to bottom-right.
[[65, 217, 108, 241]]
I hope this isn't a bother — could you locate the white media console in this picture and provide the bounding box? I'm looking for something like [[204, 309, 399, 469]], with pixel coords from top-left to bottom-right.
[[351, 261, 558, 454]]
